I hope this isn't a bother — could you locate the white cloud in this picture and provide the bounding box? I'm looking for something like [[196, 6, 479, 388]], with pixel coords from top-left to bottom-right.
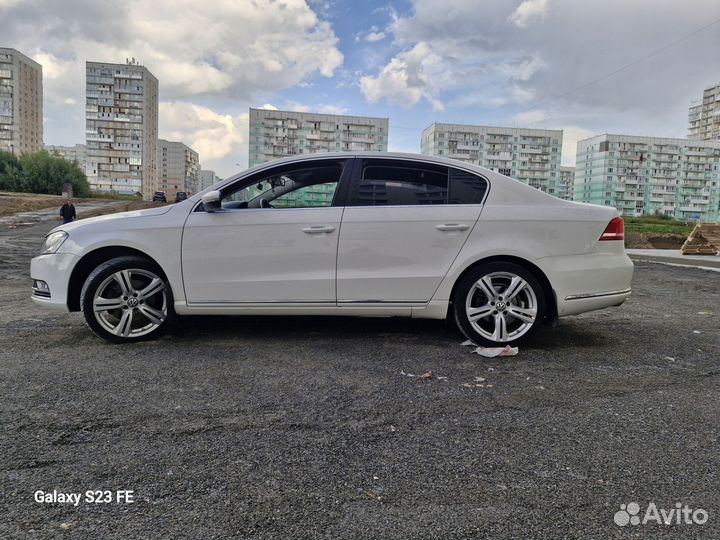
[[508, 0, 549, 28], [159, 101, 248, 164], [1, 0, 343, 102], [450, 93, 508, 108], [316, 104, 350, 115], [267, 101, 349, 115], [510, 85, 535, 104], [512, 109, 548, 124], [365, 26, 386, 42], [0, 0, 344, 175], [498, 55, 547, 82], [32, 52, 70, 80], [560, 126, 596, 166], [366, 0, 719, 151], [359, 42, 445, 111], [258, 104, 279, 111], [360, 1, 551, 112], [282, 101, 311, 113], [355, 25, 387, 43]]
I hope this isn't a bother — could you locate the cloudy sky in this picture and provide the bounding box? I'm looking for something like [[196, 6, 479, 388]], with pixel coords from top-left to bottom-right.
[[1, 0, 719, 177]]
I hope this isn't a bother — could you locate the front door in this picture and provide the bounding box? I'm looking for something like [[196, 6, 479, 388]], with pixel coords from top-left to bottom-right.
[[182, 159, 349, 304]]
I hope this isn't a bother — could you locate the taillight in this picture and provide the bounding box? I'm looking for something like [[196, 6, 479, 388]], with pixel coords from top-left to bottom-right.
[[599, 217, 624, 241]]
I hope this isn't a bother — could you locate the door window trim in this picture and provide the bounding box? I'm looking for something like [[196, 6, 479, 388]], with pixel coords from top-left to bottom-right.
[[194, 157, 355, 212], [345, 157, 490, 208]]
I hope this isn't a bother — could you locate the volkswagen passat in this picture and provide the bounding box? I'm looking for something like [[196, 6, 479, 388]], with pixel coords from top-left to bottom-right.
[[31, 153, 633, 344]]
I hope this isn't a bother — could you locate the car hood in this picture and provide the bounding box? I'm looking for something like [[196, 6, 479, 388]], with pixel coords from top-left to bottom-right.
[[50, 204, 175, 234]]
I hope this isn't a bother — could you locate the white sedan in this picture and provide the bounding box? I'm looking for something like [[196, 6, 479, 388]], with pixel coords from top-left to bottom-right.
[[31, 153, 633, 344]]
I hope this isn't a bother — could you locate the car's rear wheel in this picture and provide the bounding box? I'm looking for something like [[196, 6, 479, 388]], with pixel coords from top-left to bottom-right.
[[453, 261, 545, 347], [80, 256, 174, 343]]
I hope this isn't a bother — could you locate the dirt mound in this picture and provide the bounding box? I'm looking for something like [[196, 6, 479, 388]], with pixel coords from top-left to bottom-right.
[[79, 200, 165, 219], [0, 192, 65, 216], [625, 232, 687, 249]]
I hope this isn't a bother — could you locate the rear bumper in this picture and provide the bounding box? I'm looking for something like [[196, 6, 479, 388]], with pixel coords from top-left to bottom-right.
[[30, 252, 77, 312], [536, 251, 634, 317], [561, 288, 631, 316]]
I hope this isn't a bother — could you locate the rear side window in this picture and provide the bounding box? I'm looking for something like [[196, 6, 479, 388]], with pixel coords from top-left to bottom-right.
[[448, 168, 487, 204], [350, 162, 448, 206]]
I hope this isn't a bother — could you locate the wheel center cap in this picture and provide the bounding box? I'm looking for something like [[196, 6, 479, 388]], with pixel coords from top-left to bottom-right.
[[495, 301, 507, 311], [127, 297, 139, 308]]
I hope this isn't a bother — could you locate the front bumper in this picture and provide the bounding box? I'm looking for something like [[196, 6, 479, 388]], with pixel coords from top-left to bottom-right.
[[30, 252, 78, 312]]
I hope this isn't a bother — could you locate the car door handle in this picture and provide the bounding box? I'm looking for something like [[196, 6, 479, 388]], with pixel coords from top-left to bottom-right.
[[302, 225, 336, 234], [436, 223, 469, 231]]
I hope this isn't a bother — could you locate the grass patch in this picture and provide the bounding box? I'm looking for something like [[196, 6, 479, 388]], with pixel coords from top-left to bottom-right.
[[624, 216, 694, 236], [87, 191, 142, 201]]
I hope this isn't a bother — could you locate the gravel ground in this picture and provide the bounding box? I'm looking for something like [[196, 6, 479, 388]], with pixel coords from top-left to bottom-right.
[[1, 221, 719, 539]]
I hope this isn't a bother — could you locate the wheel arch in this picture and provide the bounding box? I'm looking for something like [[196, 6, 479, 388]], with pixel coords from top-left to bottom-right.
[[447, 255, 558, 324], [67, 246, 168, 311]]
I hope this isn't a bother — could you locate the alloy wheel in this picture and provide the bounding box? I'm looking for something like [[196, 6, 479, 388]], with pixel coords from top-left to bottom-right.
[[464, 271, 538, 342], [92, 268, 167, 338]]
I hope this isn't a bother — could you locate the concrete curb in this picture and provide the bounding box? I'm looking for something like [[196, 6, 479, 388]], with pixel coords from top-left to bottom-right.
[[627, 249, 720, 271]]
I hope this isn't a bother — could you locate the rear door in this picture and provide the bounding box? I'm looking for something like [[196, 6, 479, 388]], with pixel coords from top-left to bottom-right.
[[336, 158, 488, 303]]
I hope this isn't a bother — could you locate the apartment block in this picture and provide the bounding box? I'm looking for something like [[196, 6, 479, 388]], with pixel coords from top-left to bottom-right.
[[574, 134, 720, 222], [45, 143, 88, 173], [199, 169, 220, 191], [248, 108, 388, 167], [157, 139, 200, 199], [688, 83, 720, 141], [421, 123, 563, 196], [559, 166, 575, 200], [0, 48, 42, 155], [85, 60, 158, 198]]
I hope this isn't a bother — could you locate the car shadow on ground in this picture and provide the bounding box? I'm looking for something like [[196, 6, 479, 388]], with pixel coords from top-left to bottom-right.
[[172, 315, 460, 342], [164, 314, 612, 351]]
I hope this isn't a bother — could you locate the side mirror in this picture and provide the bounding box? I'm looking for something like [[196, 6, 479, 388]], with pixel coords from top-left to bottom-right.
[[201, 190, 222, 212]]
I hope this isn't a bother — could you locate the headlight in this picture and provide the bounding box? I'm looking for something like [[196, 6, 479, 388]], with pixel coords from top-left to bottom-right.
[[40, 231, 68, 254]]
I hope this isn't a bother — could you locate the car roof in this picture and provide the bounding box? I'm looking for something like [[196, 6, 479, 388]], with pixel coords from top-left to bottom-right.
[[205, 152, 501, 192]]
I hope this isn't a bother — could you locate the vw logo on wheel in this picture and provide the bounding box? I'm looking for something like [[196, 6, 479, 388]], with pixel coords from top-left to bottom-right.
[[127, 297, 139, 308]]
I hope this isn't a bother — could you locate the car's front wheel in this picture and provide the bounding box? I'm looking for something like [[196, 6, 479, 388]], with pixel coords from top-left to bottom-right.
[[453, 261, 546, 347], [80, 256, 174, 343]]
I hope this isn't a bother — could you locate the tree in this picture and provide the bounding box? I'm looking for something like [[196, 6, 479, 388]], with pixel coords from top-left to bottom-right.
[[0, 149, 90, 196], [0, 150, 21, 191]]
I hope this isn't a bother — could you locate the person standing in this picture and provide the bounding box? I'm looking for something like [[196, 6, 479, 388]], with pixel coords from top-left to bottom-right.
[[60, 199, 76, 224]]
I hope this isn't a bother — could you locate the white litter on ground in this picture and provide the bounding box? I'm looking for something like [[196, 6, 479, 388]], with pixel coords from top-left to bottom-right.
[[473, 346, 519, 358], [461, 340, 519, 358]]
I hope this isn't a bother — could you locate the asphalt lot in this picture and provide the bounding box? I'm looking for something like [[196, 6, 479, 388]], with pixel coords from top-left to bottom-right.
[[1, 220, 719, 539]]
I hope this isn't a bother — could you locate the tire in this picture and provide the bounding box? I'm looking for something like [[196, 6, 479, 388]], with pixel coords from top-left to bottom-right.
[[80, 256, 175, 343], [453, 261, 546, 347]]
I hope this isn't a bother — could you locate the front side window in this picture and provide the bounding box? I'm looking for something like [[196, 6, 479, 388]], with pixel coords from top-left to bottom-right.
[[349, 161, 448, 206], [221, 161, 344, 209], [273, 182, 338, 208]]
